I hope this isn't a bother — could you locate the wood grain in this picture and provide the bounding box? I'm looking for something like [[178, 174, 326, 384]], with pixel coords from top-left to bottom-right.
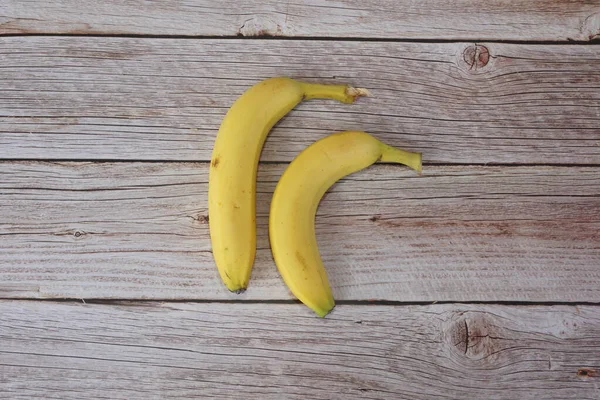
[[1, 161, 598, 301], [1, 37, 599, 164], [1, 301, 599, 399], [1, 0, 599, 41]]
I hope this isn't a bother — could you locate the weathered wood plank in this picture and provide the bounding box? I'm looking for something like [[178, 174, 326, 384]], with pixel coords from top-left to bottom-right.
[[1, 0, 599, 41], [1, 301, 599, 399], [1, 162, 598, 301], [1, 37, 599, 164]]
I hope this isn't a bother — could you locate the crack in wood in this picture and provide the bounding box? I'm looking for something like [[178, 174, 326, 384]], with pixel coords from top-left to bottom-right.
[[464, 319, 469, 355]]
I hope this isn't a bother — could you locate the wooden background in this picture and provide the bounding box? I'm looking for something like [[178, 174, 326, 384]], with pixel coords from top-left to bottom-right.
[[1, 1, 599, 398]]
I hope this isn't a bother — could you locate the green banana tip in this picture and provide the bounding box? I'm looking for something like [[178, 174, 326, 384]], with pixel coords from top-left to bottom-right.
[[315, 304, 335, 318], [378, 143, 423, 173]]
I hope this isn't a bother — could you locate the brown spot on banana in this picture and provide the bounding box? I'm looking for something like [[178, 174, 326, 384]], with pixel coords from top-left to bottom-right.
[[296, 251, 308, 272]]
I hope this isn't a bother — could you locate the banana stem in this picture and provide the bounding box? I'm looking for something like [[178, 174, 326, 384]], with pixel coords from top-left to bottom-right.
[[299, 82, 370, 103], [379, 144, 422, 173]]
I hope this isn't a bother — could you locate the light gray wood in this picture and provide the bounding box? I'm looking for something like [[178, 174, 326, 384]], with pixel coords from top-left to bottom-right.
[[1, 301, 599, 399], [1, 0, 599, 40], [1, 37, 599, 164], [1, 161, 598, 301]]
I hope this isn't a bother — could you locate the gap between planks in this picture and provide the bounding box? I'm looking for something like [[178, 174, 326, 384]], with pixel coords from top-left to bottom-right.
[[2, 33, 600, 45], [3, 298, 600, 306], [1, 160, 599, 167]]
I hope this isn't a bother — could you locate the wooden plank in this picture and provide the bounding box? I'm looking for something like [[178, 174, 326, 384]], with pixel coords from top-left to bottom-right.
[[1, 38, 599, 164], [1, 0, 599, 41], [1, 301, 599, 399], [1, 161, 598, 301]]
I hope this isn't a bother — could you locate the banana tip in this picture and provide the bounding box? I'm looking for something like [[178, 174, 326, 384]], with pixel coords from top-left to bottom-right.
[[315, 304, 335, 318], [230, 288, 247, 295]]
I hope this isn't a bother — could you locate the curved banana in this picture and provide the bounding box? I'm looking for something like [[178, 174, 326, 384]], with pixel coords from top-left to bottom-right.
[[209, 78, 369, 293], [269, 131, 422, 316]]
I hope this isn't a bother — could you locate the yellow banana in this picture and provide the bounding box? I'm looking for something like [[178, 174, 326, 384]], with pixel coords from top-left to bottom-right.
[[209, 78, 369, 293], [269, 131, 422, 316]]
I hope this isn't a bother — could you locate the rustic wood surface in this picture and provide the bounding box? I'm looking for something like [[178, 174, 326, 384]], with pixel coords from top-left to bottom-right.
[[1, 301, 599, 399], [2, 0, 599, 41], [1, 37, 600, 163], [1, 1, 600, 398], [1, 162, 598, 301]]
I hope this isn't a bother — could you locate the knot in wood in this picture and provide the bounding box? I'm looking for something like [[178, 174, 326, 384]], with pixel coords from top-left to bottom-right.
[[237, 16, 284, 37], [579, 12, 600, 41], [369, 214, 381, 222], [447, 311, 503, 361], [463, 44, 490, 70], [577, 367, 596, 378]]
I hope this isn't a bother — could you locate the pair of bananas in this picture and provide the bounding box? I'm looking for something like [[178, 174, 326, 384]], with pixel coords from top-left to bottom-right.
[[208, 77, 421, 317]]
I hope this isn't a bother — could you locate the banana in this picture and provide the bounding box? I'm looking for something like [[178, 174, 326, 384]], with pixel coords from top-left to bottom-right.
[[269, 131, 422, 316], [209, 77, 369, 293]]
